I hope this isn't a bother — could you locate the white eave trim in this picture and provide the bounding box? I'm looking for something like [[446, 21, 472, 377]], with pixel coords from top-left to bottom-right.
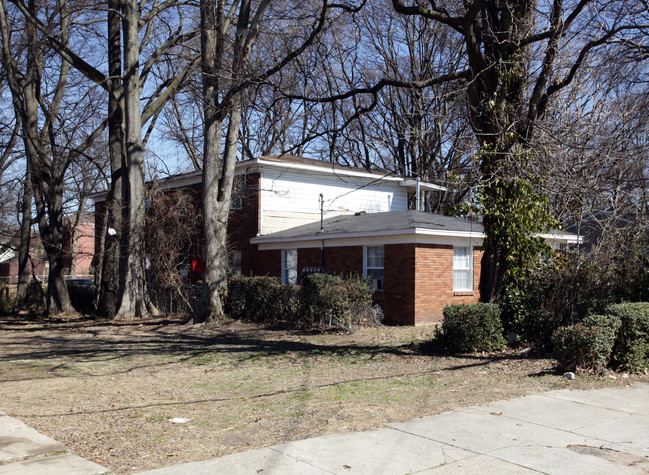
[[90, 160, 258, 202], [256, 159, 447, 191], [251, 227, 485, 246], [537, 232, 582, 244], [251, 226, 581, 249], [399, 179, 447, 192]]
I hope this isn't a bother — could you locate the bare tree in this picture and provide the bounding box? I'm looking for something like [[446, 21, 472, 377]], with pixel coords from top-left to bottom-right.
[[194, 0, 364, 323], [0, 0, 77, 313], [10, 0, 200, 318]]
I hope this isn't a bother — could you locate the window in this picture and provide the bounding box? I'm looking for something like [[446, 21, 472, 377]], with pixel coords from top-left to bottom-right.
[[230, 194, 243, 210], [364, 246, 384, 291], [282, 249, 298, 285], [230, 176, 244, 210], [453, 246, 472, 291], [229, 250, 242, 275]]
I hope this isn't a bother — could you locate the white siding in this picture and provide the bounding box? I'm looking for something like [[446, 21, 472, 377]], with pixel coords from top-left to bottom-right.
[[260, 169, 408, 234]]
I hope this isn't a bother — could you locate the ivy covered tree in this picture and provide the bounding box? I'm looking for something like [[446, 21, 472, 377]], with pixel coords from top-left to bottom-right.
[[389, 0, 648, 302]]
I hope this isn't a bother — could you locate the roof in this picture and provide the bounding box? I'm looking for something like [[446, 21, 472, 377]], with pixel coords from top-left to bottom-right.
[[90, 155, 447, 202], [251, 210, 485, 245], [251, 210, 580, 247]]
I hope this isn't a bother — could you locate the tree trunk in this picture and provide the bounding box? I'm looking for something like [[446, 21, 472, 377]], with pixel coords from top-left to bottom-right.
[[115, 0, 157, 319], [16, 166, 32, 302], [97, 0, 124, 317], [22, 0, 72, 314], [193, 0, 248, 323], [32, 177, 73, 314]]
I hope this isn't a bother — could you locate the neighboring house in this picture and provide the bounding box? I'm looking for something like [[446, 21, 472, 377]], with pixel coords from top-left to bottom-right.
[[0, 231, 47, 284], [63, 213, 96, 277], [91, 155, 579, 324], [0, 213, 95, 284], [565, 211, 645, 254]]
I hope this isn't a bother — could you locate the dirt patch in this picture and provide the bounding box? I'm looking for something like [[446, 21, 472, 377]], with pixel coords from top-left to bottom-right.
[[0, 314, 646, 474]]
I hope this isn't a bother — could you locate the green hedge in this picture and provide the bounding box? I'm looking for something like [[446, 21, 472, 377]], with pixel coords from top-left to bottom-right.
[[224, 273, 375, 330], [605, 303, 649, 372], [552, 314, 620, 373], [299, 273, 375, 329], [437, 303, 505, 353], [225, 275, 299, 323]]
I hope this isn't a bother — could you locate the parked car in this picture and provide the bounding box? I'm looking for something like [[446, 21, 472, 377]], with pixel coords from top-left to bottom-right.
[[66, 278, 96, 312], [66, 278, 95, 292]]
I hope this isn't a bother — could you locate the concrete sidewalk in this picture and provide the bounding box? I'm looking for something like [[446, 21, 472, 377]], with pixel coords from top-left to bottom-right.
[[0, 412, 108, 475], [139, 383, 649, 475], [1, 384, 648, 474]]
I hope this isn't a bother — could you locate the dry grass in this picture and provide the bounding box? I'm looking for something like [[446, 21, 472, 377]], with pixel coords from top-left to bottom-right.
[[1, 314, 646, 474]]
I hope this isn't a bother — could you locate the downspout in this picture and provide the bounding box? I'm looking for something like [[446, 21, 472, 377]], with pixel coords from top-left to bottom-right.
[[320, 193, 324, 268]]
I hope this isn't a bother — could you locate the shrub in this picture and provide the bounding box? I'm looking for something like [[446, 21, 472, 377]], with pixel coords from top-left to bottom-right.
[[0, 284, 13, 314], [299, 273, 374, 329], [343, 274, 379, 327], [225, 275, 299, 323], [224, 273, 374, 330], [437, 303, 505, 353], [552, 314, 620, 373], [605, 302, 649, 372], [516, 255, 616, 346], [24, 280, 45, 312]]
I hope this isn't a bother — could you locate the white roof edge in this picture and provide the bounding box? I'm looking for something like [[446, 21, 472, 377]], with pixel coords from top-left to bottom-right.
[[399, 179, 447, 192], [89, 189, 109, 201], [257, 159, 447, 191], [537, 232, 582, 243], [251, 227, 485, 245], [251, 227, 580, 246]]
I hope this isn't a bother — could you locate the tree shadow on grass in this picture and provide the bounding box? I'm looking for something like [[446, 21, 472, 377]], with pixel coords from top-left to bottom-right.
[[0, 314, 557, 384], [0, 315, 410, 373], [415, 338, 558, 376]]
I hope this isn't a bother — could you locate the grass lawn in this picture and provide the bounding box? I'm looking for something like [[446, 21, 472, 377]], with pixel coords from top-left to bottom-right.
[[1, 314, 646, 474]]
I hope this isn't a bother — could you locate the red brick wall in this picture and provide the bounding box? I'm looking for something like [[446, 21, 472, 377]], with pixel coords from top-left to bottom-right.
[[249, 242, 483, 325], [0, 257, 47, 284], [411, 244, 482, 324], [381, 244, 416, 325], [253, 245, 363, 281], [228, 173, 261, 276], [253, 249, 281, 277], [322, 246, 363, 276], [93, 172, 262, 281], [73, 223, 96, 275]]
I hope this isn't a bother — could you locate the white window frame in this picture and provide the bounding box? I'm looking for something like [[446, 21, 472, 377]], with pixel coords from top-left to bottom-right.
[[363, 246, 384, 291], [229, 250, 242, 275], [453, 246, 473, 292], [229, 194, 243, 210], [281, 249, 298, 285], [230, 176, 243, 210]]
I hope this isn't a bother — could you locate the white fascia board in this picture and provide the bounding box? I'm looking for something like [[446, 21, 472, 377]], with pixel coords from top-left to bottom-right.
[[256, 159, 445, 190], [255, 234, 483, 250], [252, 228, 484, 250], [537, 232, 582, 244], [89, 189, 109, 202], [399, 179, 447, 192]]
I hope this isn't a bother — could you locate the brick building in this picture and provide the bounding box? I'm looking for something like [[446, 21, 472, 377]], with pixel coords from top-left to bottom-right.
[[251, 210, 486, 325], [92, 155, 579, 324]]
